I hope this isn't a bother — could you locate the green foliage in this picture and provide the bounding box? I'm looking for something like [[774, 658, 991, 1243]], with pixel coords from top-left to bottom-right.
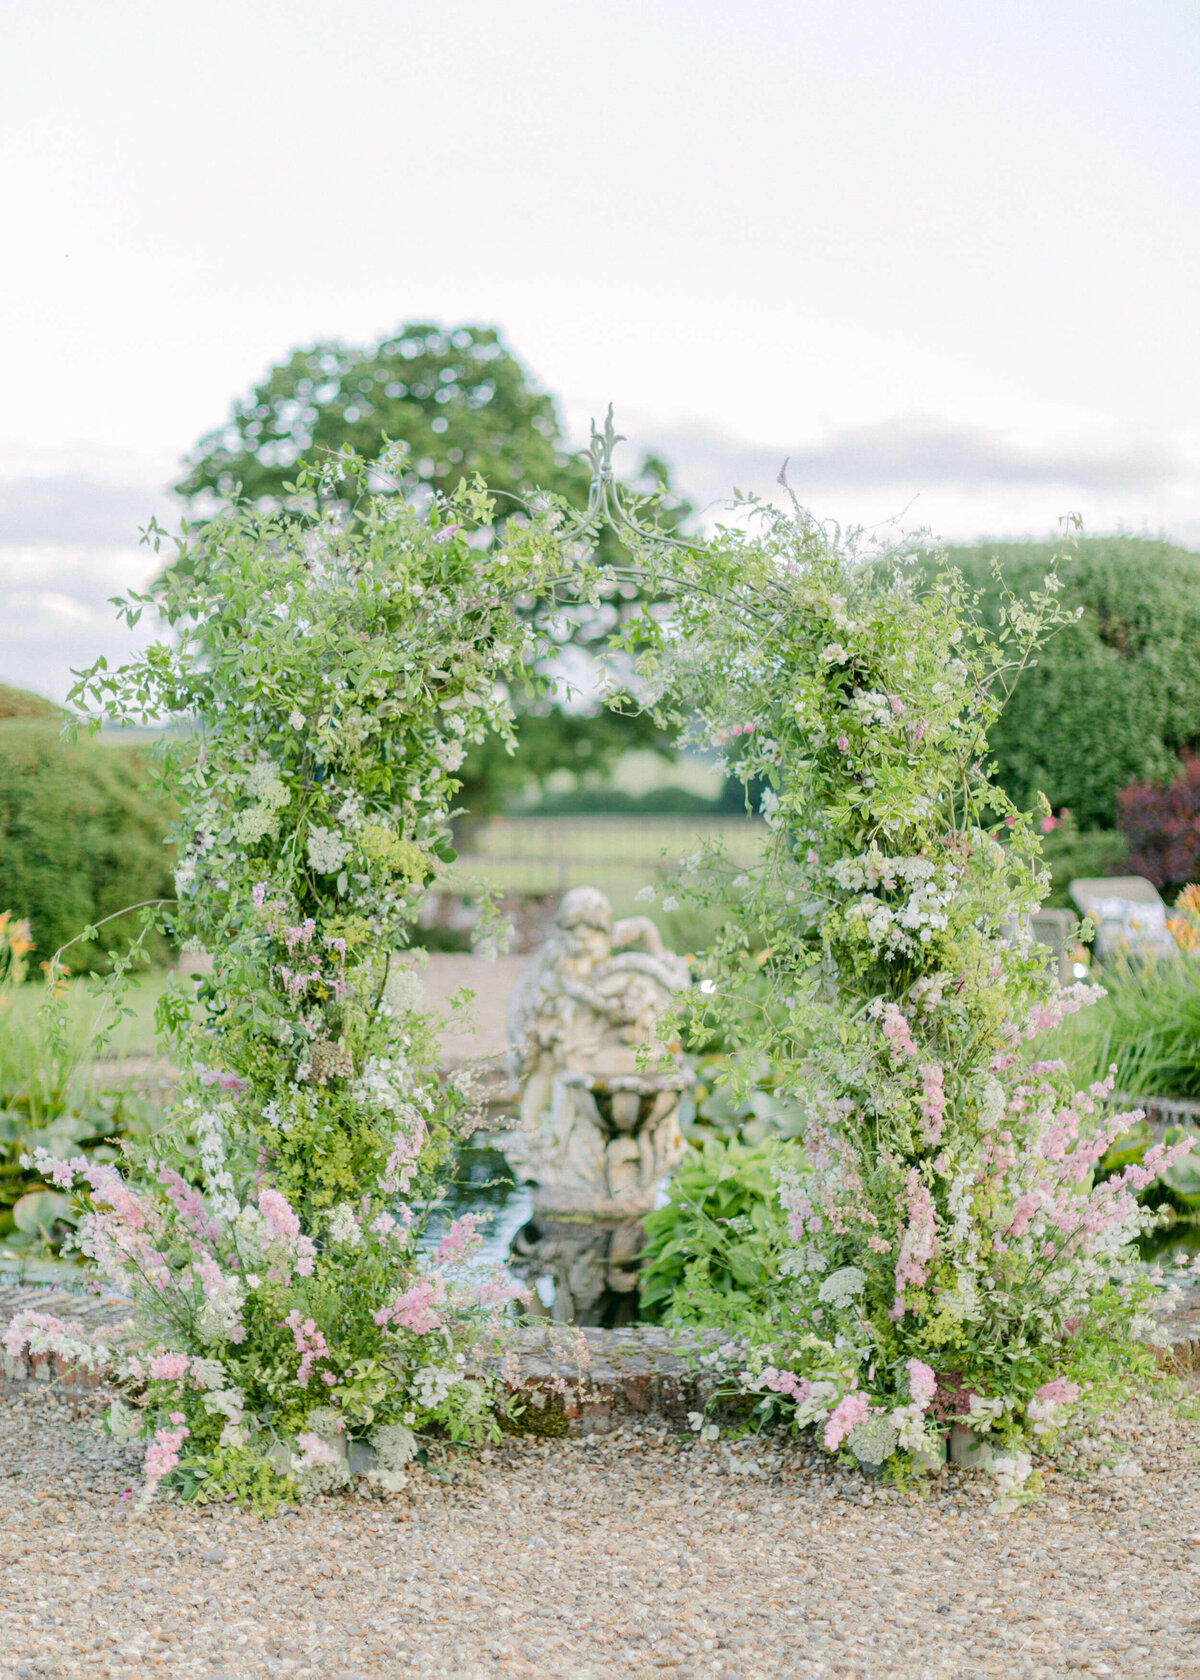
[[46, 446, 628, 1507], [933, 536, 1200, 830], [169, 1442, 298, 1516], [638, 1136, 794, 1324], [0, 711, 175, 970]]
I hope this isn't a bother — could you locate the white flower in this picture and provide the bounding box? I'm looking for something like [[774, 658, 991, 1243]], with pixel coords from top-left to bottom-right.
[[189, 1357, 228, 1391], [288, 710, 305, 730], [370, 1422, 417, 1471], [635, 886, 656, 903], [306, 825, 351, 874], [410, 1365, 461, 1410], [203, 1386, 245, 1424], [989, 1450, 1033, 1512], [966, 1393, 1005, 1431], [662, 897, 679, 912], [327, 1203, 363, 1247], [818, 1266, 866, 1309], [294, 1431, 339, 1468]]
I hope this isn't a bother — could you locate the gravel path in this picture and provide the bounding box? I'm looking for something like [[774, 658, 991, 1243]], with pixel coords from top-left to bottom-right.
[[1, 1385, 1199, 1680]]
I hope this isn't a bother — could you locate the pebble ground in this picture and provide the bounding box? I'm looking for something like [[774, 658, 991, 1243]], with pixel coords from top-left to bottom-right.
[[1, 1384, 1199, 1680]]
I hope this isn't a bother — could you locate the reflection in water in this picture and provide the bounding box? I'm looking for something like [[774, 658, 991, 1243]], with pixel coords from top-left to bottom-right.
[[416, 1140, 656, 1324], [416, 1143, 533, 1274], [507, 1214, 646, 1327]]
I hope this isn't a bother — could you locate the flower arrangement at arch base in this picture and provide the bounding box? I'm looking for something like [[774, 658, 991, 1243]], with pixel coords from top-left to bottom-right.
[[10, 1083, 519, 1515]]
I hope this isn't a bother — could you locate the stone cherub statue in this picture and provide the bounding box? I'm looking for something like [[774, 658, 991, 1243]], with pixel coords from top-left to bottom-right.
[[503, 886, 693, 1220]]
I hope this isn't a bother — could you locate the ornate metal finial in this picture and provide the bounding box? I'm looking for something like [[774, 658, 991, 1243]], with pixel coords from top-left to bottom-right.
[[566, 404, 692, 553]]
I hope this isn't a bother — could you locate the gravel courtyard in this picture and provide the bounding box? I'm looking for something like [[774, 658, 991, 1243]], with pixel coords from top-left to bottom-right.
[[1, 1385, 1198, 1680]]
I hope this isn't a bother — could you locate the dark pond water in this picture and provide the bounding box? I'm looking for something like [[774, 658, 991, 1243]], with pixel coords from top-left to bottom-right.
[[415, 1141, 537, 1281]]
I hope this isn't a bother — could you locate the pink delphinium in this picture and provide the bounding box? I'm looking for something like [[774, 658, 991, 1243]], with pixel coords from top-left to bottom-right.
[[892, 1169, 938, 1316], [143, 1420, 190, 1495], [823, 1392, 869, 1451], [381, 1117, 427, 1195], [283, 1310, 331, 1384], [257, 1186, 316, 1280], [158, 1168, 219, 1246]]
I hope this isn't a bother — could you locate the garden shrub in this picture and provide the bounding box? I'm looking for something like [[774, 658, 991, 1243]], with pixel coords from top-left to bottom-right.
[[627, 502, 1193, 1502], [638, 1136, 791, 1325], [1116, 753, 1200, 891], [933, 536, 1200, 831], [0, 709, 175, 969]]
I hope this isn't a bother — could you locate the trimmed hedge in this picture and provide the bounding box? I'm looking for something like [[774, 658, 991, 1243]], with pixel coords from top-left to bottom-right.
[[936, 536, 1200, 830], [0, 716, 175, 970]]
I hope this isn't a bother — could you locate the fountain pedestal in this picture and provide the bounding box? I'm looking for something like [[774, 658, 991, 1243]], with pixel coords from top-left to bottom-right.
[[500, 888, 693, 1320]]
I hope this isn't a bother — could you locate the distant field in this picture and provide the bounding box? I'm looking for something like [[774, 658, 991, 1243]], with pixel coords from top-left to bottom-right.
[[452, 814, 766, 897]]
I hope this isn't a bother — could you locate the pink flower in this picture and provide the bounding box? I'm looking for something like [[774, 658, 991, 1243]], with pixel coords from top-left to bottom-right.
[[148, 1352, 190, 1381], [1040, 815, 1059, 834], [906, 1358, 937, 1410], [433, 1214, 483, 1266], [881, 1003, 917, 1060], [374, 1274, 445, 1335], [475, 1275, 527, 1308], [823, 1392, 869, 1452], [143, 1423, 189, 1491], [835, 734, 850, 753], [258, 1187, 300, 1239], [158, 1168, 219, 1245], [294, 1431, 338, 1467], [380, 1117, 426, 1195], [759, 1367, 811, 1405], [893, 1168, 938, 1307], [257, 1186, 317, 1280], [1032, 1377, 1081, 1406], [252, 882, 267, 908], [283, 1309, 331, 1384], [918, 1063, 945, 1146]]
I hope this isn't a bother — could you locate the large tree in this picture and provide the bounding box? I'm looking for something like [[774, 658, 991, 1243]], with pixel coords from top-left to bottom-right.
[[177, 322, 590, 515], [175, 322, 690, 812]]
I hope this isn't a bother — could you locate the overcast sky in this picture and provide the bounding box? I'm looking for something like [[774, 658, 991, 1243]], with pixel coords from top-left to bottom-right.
[[2, 0, 1198, 700]]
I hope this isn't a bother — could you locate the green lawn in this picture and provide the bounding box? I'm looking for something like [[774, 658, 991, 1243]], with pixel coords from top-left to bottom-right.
[[5, 967, 179, 1061]]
